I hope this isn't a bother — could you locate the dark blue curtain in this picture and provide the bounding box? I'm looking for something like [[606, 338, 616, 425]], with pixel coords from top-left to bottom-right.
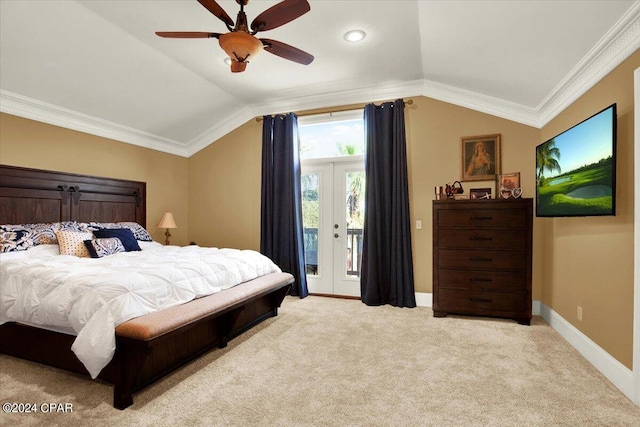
[[260, 113, 308, 298], [361, 100, 416, 307]]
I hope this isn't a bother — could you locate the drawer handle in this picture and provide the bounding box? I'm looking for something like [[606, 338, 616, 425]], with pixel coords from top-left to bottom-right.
[[470, 257, 493, 262], [470, 236, 493, 241], [470, 216, 493, 220], [469, 278, 492, 282], [469, 297, 492, 303]]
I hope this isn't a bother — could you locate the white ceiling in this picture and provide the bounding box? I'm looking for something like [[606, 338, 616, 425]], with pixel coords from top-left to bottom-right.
[[1, 0, 639, 157]]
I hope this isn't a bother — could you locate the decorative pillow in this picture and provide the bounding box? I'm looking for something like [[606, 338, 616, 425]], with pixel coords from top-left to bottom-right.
[[93, 228, 141, 252], [88, 222, 152, 241], [1, 223, 58, 253], [55, 230, 93, 257], [58, 221, 85, 232], [84, 237, 125, 258]]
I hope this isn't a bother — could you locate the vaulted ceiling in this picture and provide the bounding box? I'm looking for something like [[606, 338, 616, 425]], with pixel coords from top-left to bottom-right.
[[1, 0, 639, 157]]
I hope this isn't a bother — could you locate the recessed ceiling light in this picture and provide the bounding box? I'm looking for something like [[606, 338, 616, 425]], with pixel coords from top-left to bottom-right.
[[344, 29, 366, 43]]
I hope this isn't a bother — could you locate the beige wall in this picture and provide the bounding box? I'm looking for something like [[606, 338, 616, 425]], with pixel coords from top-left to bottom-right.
[[404, 98, 540, 297], [537, 51, 639, 369], [188, 52, 636, 369], [0, 113, 190, 245], [188, 118, 264, 250], [2, 50, 636, 370], [189, 98, 540, 295]]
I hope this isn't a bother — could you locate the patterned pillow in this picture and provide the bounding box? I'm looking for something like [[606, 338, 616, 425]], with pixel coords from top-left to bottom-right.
[[60, 221, 93, 233], [87, 222, 152, 241], [93, 228, 141, 252], [1, 223, 58, 253], [84, 237, 125, 258], [55, 230, 93, 257]]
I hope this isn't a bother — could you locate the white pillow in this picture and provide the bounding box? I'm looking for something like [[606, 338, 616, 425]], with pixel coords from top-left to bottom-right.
[[138, 240, 163, 251], [0, 244, 60, 261]]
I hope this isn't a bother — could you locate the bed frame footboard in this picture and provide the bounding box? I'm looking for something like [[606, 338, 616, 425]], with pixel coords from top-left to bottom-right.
[[0, 280, 292, 409]]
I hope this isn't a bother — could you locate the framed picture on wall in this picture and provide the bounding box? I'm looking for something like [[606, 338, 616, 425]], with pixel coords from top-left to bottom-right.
[[461, 134, 501, 182]]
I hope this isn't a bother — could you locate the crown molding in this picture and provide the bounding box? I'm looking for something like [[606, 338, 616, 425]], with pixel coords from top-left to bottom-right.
[[184, 80, 427, 156], [420, 79, 540, 127], [2, 2, 639, 157], [185, 104, 258, 156], [0, 90, 190, 157], [536, 1, 640, 127], [252, 80, 424, 118]]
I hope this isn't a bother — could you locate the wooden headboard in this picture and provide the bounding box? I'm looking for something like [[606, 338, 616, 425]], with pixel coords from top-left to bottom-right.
[[0, 165, 146, 226]]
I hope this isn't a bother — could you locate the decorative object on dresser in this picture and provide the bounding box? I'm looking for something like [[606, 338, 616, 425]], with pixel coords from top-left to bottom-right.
[[461, 134, 501, 181], [445, 181, 464, 199], [498, 172, 520, 199], [470, 188, 492, 200], [157, 211, 177, 245], [432, 198, 533, 325]]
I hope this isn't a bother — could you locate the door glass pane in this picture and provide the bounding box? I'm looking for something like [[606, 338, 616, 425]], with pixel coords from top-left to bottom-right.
[[299, 117, 364, 160], [302, 172, 319, 276], [345, 171, 365, 278]]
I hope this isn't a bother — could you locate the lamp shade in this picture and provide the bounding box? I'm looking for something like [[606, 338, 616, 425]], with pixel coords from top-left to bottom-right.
[[157, 212, 177, 229]]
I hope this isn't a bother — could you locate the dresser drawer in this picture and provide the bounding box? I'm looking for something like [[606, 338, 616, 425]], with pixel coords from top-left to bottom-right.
[[438, 228, 527, 250], [437, 289, 526, 314], [437, 269, 526, 292], [432, 199, 532, 324], [437, 208, 527, 229], [439, 249, 526, 270]]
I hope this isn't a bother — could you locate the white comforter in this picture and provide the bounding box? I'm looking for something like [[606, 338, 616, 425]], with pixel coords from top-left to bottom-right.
[[0, 243, 281, 378]]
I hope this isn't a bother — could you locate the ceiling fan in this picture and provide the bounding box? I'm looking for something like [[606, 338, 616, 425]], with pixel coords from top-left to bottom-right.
[[156, 0, 314, 73]]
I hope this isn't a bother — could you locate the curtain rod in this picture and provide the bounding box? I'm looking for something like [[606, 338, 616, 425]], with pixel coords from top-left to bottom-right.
[[255, 98, 414, 122]]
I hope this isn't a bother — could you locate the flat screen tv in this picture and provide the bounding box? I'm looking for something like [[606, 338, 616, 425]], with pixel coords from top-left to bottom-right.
[[535, 103, 616, 217]]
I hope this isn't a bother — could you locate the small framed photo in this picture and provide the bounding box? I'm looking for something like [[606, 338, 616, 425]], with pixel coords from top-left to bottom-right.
[[498, 172, 520, 199], [461, 134, 501, 182], [470, 188, 492, 200]]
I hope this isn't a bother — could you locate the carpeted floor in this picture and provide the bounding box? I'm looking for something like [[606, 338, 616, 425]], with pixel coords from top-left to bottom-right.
[[1, 295, 639, 426]]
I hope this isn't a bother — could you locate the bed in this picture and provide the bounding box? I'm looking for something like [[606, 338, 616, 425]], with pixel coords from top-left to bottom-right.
[[0, 164, 293, 409]]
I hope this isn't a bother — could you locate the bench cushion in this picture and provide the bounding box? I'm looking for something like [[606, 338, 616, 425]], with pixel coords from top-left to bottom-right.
[[115, 272, 293, 341]]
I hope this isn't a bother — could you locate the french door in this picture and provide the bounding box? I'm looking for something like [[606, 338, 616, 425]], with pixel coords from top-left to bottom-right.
[[301, 158, 365, 297]]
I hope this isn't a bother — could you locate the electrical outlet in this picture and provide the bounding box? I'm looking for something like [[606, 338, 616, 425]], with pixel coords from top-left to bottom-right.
[[577, 306, 583, 321], [416, 220, 422, 230]]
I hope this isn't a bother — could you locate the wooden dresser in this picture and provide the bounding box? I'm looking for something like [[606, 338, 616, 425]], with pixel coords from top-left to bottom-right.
[[432, 199, 532, 325]]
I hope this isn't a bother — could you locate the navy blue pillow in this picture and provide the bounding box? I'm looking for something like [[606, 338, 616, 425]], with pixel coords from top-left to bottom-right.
[[93, 228, 141, 252]]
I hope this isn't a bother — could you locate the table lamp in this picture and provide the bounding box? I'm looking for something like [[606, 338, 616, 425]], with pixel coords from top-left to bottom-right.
[[157, 212, 177, 245]]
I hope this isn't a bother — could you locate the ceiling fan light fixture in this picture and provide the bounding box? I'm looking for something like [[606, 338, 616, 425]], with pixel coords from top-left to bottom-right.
[[230, 60, 247, 73], [344, 29, 366, 43], [219, 31, 264, 72], [156, 0, 314, 73]]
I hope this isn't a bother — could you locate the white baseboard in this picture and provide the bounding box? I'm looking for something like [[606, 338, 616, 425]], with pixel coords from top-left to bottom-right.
[[415, 292, 432, 307], [538, 302, 635, 403], [416, 294, 635, 403]]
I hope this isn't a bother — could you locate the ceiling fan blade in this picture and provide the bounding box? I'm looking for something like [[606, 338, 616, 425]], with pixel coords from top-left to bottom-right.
[[261, 38, 314, 65], [251, 0, 310, 33], [197, 0, 234, 28], [156, 32, 221, 39]]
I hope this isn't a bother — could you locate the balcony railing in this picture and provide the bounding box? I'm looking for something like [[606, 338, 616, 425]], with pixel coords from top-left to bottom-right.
[[303, 227, 363, 277]]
